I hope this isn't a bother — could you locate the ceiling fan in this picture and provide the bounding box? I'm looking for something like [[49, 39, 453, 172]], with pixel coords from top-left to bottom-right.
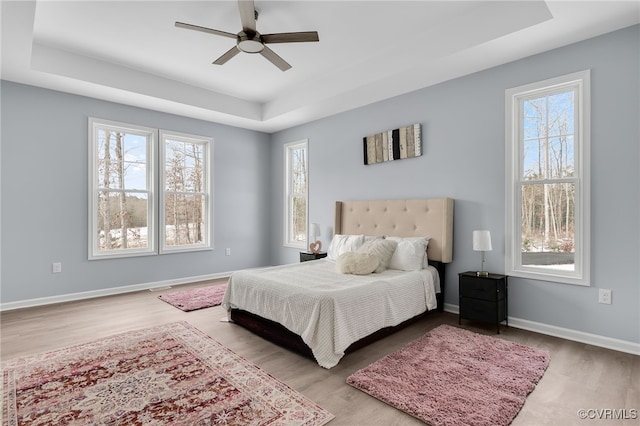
[[175, 0, 319, 71]]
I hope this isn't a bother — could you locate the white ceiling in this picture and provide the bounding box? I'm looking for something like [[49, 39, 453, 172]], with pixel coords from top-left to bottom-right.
[[2, 1, 639, 133]]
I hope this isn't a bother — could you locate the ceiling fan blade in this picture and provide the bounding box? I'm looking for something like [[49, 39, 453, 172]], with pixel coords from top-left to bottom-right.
[[213, 46, 241, 65], [260, 46, 292, 71], [237, 0, 257, 33], [262, 32, 320, 44], [175, 22, 237, 39]]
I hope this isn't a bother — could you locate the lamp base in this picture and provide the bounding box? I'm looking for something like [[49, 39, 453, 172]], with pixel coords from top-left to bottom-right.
[[476, 271, 489, 277]]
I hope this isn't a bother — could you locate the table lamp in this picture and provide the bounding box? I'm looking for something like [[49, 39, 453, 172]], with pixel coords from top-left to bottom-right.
[[473, 230, 492, 277]]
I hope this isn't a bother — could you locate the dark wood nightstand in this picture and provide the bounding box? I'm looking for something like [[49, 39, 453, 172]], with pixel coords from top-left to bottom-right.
[[458, 271, 508, 334], [300, 252, 327, 262]]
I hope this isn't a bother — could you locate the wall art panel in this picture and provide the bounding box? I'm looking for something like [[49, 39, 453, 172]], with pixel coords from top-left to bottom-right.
[[363, 124, 421, 165]]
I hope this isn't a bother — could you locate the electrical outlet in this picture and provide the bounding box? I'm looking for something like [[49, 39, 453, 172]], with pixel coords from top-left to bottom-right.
[[52, 262, 62, 273], [225, 248, 231, 256], [598, 289, 612, 304]]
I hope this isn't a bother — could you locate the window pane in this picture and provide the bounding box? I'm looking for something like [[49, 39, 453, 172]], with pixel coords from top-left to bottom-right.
[[520, 182, 575, 271], [165, 140, 205, 193], [291, 147, 307, 195], [522, 91, 575, 181], [291, 195, 307, 243], [97, 130, 148, 190], [164, 194, 205, 246], [97, 191, 149, 251]]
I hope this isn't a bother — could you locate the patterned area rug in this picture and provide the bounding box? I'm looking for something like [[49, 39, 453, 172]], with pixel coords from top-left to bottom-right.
[[158, 283, 227, 311], [347, 324, 549, 426], [2, 321, 334, 426]]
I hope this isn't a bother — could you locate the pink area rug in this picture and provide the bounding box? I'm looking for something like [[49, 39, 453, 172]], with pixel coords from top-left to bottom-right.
[[158, 283, 227, 311], [347, 324, 550, 426], [2, 321, 334, 426]]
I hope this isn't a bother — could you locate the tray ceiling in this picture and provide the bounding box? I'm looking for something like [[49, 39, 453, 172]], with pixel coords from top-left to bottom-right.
[[2, 1, 639, 132]]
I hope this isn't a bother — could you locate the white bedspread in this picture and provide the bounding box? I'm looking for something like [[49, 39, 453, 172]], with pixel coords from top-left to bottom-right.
[[221, 259, 439, 368]]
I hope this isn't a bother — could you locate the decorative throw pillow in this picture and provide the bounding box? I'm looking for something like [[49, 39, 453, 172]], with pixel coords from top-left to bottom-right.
[[357, 239, 398, 273], [387, 237, 429, 271], [327, 234, 365, 260], [336, 252, 379, 275]]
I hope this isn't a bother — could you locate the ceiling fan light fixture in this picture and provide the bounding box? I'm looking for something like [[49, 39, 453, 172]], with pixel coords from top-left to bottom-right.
[[176, 0, 318, 70], [238, 32, 264, 53]]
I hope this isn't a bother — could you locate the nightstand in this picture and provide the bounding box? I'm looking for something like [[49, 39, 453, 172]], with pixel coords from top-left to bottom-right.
[[300, 252, 327, 262], [458, 271, 508, 334]]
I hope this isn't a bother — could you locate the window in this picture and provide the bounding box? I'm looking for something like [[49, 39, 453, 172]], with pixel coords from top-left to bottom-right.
[[284, 140, 308, 248], [89, 119, 156, 259], [160, 131, 211, 253], [89, 118, 211, 259], [505, 70, 590, 286]]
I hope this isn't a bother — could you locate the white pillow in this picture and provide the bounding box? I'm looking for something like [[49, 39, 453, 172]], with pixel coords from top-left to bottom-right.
[[327, 234, 365, 260], [336, 252, 379, 275], [357, 239, 398, 273], [387, 237, 430, 271], [363, 235, 385, 243]]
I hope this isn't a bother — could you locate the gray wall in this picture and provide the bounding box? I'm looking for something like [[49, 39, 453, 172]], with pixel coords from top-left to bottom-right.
[[1, 81, 271, 302], [269, 25, 640, 344]]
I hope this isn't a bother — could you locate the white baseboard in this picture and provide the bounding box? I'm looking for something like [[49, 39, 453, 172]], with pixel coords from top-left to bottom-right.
[[0, 272, 233, 312], [443, 303, 640, 356]]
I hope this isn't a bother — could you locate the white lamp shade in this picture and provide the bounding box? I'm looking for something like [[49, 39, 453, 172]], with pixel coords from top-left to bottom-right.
[[310, 223, 321, 238], [473, 230, 492, 251]]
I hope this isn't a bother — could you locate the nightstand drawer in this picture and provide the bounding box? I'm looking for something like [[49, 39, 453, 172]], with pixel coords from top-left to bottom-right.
[[460, 298, 507, 324], [459, 274, 506, 301]]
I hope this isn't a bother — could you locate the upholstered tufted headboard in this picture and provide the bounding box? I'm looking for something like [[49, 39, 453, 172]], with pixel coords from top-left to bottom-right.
[[334, 198, 454, 263]]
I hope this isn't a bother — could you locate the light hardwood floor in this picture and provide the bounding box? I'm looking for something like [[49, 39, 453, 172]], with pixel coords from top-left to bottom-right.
[[2, 279, 638, 425]]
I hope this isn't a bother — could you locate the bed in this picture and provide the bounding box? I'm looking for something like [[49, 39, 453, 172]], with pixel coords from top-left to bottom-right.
[[222, 198, 454, 368]]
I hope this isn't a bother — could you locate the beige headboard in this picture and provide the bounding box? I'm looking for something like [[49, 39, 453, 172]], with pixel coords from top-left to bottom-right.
[[334, 198, 454, 263]]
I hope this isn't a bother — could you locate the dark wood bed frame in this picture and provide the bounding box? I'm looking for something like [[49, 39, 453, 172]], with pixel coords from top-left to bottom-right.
[[229, 198, 454, 362]]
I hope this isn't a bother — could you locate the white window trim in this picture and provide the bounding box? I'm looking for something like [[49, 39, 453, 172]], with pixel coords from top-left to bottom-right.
[[283, 139, 308, 249], [159, 130, 213, 254], [505, 70, 591, 286], [88, 118, 157, 259]]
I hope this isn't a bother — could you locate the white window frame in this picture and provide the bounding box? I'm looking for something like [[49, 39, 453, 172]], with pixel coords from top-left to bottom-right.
[[159, 130, 212, 254], [88, 118, 156, 259], [505, 70, 591, 286], [89, 118, 213, 259], [283, 139, 308, 249]]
